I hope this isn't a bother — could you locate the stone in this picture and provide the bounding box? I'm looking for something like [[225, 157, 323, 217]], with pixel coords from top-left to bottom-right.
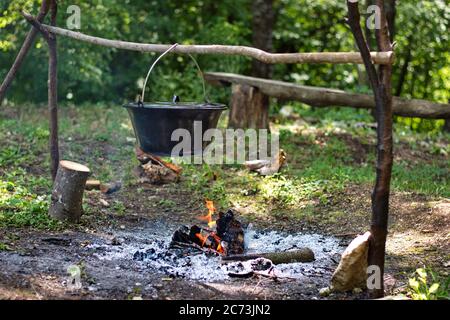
[[330, 231, 371, 292], [319, 287, 331, 297]]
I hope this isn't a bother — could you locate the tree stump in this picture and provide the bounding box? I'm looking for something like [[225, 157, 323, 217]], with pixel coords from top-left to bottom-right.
[[228, 84, 269, 130], [49, 160, 90, 223]]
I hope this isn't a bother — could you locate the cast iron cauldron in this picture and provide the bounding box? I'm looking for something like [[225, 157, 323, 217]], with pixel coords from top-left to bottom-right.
[[123, 44, 227, 157]]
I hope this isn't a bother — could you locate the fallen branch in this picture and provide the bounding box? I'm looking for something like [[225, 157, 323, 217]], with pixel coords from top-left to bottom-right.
[[20, 18, 394, 65], [222, 248, 315, 264]]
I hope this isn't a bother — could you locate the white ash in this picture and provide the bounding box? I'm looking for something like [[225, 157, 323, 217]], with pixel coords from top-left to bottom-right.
[[87, 223, 341, 282]]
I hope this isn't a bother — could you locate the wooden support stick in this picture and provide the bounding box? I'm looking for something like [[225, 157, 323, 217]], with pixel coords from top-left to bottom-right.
[[20, 18, 394, 65], [0, 0, 50, 105], [49, 160, 90, 223], [222, 248, 315, 264], [21, 3, 60, 180], [347, 0, 394, 298]]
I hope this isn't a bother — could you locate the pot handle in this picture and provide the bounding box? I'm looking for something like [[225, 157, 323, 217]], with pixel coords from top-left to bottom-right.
[[140, 43, 208, 104]]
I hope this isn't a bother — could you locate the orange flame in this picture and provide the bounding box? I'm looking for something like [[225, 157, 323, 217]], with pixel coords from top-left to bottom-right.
[[196, 232, 223, 254], [195, 200, 224, 254], [198, 200, 217, 228]]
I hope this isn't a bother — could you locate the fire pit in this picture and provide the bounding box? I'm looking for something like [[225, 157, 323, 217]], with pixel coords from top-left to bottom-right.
[[86, 202, 342, 283]]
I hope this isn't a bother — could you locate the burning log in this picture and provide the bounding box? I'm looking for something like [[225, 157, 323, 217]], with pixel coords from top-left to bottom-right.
[[222, 248, 315, 264], [171, 225, 223, 255], [170, 204, 245, 256], [216, 209, 245, 255]]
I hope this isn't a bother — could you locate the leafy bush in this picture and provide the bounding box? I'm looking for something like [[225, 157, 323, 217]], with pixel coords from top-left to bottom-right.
[[408, 268, 450, 300]]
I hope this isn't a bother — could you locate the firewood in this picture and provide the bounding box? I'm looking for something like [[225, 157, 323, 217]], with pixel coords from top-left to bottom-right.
[[216, 209, 245, 255], [48, 160, 90, 223], [139, 163, 179, 184], [222, 248, 315, 264], [85, 179, 101, 190], [135, 147, 182, 175]]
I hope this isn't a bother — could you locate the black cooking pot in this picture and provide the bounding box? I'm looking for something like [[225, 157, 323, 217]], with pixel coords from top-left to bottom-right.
[[124, 102, 226, 156], [123, 44, 227, 157]]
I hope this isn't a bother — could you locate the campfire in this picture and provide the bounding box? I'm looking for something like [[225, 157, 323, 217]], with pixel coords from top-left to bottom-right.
[[171, 201, 245, 256]]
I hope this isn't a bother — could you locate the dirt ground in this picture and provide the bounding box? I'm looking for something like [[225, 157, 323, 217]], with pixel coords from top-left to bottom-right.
[[0, 106, 448, 300], [0, 179, 448, 300]]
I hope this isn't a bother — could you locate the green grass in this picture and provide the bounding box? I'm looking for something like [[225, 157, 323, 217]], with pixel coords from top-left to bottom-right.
[[0, 103, 448, 230], [0, 180, 64, 230]]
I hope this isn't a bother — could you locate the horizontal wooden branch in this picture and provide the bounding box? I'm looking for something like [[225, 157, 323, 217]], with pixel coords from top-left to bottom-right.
[[29, 20, 394, 65], [222, 248, 315, 264], [205, 72, 450, 119]]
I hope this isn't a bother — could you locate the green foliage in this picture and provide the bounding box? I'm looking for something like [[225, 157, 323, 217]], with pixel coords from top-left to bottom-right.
[[1, 1, 448, 131], [407, 268, 450, 300], [0, 180, 63, 230]]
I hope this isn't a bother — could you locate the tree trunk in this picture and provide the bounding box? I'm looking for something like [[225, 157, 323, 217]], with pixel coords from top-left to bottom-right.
[[227, 0, 275, 130], [0, 0, 50, 105], [251, 0, 274, 79], [49, 160, 90, 223], [347, 0, 394, 299], [228, 84, 269, 129]]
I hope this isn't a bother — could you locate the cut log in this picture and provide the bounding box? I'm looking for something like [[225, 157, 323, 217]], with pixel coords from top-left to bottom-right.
[[216, 209, 245, 255], [85, 179, 101, 190], [48, 160, 90, 223], [228, 84, 270, 129], [204, 72, 450, 119], [222, 248, 315, 264]]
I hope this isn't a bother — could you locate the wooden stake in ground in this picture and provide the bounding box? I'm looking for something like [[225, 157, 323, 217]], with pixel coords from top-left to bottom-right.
[[21, 3, 60, 181], [49, 161, 90, 223], [347, 0, 394, 298], [0, 0, 50, 105]]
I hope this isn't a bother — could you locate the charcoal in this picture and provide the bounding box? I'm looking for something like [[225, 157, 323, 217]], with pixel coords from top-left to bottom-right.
[[171, 225, 192, 244], [216, 209, 245, 255], [133, 251, 146, 261]]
